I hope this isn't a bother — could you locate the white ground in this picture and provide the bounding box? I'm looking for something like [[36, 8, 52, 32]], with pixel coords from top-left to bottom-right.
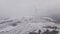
[[0, 17, 60, 34]]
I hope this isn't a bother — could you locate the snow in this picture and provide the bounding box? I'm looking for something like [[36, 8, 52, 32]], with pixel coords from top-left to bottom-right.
[[0, 16, 60, 34]]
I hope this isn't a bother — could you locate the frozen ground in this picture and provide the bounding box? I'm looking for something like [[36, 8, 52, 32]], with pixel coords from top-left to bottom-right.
[[0, 16, 60, 34]]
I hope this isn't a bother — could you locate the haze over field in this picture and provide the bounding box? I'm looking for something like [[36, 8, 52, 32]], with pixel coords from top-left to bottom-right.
[[0, 0, 60, 17]]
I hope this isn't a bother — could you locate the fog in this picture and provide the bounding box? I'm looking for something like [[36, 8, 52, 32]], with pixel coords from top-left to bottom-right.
[[0, 0, 60, 17]]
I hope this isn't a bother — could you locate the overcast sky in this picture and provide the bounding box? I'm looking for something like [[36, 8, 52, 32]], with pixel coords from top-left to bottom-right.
[[0, 0, 60, 17]]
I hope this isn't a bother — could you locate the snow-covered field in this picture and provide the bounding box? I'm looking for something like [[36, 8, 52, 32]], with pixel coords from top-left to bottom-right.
[[0, 16, 60, 34]]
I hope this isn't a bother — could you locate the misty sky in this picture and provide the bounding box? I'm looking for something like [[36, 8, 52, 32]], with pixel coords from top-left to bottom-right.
[[0, 0, 60, 17]]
